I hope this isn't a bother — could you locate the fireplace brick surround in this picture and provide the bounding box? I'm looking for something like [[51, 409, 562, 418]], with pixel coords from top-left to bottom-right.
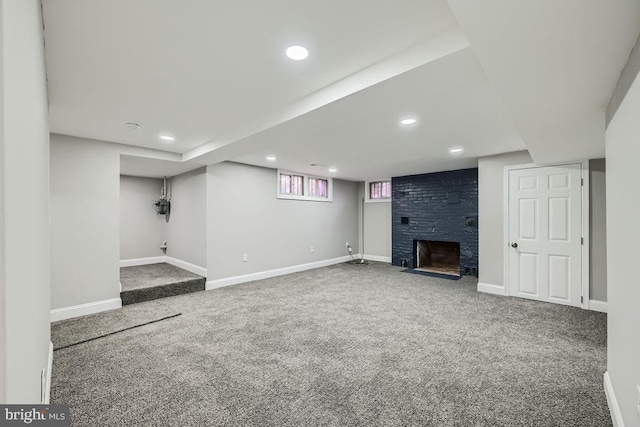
[[392, 168, 478, 276]]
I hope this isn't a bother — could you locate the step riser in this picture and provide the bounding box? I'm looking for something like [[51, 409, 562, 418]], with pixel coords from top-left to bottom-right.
[[120, 278, 205, 306]]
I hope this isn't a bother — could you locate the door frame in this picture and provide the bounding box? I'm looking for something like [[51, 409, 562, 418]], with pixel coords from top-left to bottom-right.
[[503, 160, 590, 309]]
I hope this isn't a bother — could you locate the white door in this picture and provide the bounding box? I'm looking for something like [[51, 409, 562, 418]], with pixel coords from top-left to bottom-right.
[[507, 164, 583, 307]]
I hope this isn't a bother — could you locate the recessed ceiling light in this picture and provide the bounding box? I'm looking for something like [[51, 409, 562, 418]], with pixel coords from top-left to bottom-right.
[[159, 135, 175, 141], [329, 168, 337, 173], [400, 118, 417, 125], [266, 156, 276, 161], [125, 122, 140, 130], [449, 147, 464, 154], [286, 45, 309, 61]]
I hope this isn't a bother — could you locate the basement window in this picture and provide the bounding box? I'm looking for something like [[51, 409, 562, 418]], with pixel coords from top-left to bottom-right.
[[277, 170, 333, 202], [309, 178, 328, 198], [280, 172, 304, 196], [366, 180, 391, 202]]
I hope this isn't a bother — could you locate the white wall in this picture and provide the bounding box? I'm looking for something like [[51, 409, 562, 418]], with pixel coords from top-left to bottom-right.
[[166, 168, 207, 268], [363, 198, 392, 260], [1, 0, 51, 403], [477, 151, 533, 289], [0, 7, 4, 400], [589, 159, 607, 302], [120, 175, 166, 260], [50, 134, 120, 310], [605, 53, 640, 427], [207, 162, 359, 279]]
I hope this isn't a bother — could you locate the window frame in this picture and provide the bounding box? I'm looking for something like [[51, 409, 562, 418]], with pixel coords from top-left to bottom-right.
[[308, 177, 329, 198], [277, 169, 333, 202], [278, 171, 305, 197], [365, 179, 392, 203]]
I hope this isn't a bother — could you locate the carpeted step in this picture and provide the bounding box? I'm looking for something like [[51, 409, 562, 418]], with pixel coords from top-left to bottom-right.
[[119, 263, 206, 306], [120, 277, 205, 305]]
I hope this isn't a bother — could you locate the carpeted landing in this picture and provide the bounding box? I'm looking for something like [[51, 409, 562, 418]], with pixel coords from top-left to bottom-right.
[[119, 263, 205, 305], [52, 262, 610, 427]]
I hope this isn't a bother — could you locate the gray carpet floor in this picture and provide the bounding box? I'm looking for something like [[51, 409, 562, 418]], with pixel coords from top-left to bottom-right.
[[52, 262, 609, 426], [120, 263, 205, 305]]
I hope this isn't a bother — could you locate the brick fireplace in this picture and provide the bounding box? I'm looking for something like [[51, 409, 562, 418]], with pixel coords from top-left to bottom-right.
[[392, 168, 478, 276]]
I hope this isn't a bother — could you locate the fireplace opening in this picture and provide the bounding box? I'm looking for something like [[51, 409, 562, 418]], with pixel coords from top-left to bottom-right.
[[414, 240, 460, 277]]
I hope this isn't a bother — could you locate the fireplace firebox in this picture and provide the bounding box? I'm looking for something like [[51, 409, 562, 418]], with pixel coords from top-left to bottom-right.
[[414, 240, 460, 277]]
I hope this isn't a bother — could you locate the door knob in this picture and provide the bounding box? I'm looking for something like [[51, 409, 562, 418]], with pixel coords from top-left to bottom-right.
[[511, 243, 518, 248]]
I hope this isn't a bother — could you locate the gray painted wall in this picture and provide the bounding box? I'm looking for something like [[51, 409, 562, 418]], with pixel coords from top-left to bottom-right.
[[363, 200, 392, 259], [120, 176, 167, 260], [207, 162, 359, 279], [589, 159, 607, 302], [50, 134, 120, 310], [357, 186, 364, 255], [1, 0, 51, 403], [605, 39, 640, 427], [477, 151, 533, 288], [166, 168, 207, 268], [358, 182, 392, 260]]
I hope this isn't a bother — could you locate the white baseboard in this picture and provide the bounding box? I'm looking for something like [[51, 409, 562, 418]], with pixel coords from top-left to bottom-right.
[[44, 342, 53, 404], [589, 300, 608, 313], [362, 254, 392, 263], [207, 255, 353, 290], [50, 298, 122, 322], [604, 372, 624, 427], [120, 256, 166, 267], [477, 282, 507, 296], [165, 256, 207, 277], [120, 256, 207, 277]]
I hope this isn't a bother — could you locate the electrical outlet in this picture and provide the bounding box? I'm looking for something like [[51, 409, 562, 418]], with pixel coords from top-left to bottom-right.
[[242, 254, 248, 262], [310, 246, 314, 253]]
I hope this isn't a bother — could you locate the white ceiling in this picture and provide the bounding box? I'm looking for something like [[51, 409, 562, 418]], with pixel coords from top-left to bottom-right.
[[231, 48, 524, 180], [43, 1, 640, 180], [447, 0, 640, 164]]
